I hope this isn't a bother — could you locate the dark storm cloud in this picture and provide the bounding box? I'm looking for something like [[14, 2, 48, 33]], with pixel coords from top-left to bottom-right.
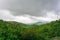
[[0, 0, 60, 16]]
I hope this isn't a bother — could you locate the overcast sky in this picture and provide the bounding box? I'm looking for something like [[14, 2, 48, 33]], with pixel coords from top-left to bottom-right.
[[0, 0, 60, 24]]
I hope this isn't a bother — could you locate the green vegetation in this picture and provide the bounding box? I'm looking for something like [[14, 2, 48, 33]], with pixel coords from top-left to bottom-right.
[[0, 19, 60, 40]]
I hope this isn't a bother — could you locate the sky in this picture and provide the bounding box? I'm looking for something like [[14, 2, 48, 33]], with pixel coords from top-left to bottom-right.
[[0, 0, 60, 24]]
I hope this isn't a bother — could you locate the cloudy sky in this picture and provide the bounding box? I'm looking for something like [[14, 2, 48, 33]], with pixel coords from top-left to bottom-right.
[[0, 0, 60, 24]]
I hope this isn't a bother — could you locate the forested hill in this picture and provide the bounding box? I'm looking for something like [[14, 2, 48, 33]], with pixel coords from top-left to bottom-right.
[[0, 19, 60, 40]]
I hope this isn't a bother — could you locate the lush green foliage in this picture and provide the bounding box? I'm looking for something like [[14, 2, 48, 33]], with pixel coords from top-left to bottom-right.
[[0, 19, 60, 40]]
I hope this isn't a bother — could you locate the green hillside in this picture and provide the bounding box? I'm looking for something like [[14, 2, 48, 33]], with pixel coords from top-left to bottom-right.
[[0, 19, 60, 40]]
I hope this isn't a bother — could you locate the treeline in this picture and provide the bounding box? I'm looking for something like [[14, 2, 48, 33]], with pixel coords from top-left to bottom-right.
[[0, 20, 60, 40]]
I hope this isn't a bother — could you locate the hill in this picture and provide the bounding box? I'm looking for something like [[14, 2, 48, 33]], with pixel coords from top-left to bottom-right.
[[0, 19, 60, 40]]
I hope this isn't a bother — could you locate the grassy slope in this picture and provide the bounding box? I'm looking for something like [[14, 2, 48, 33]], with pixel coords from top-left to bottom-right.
[[0, 19, 60, 40]]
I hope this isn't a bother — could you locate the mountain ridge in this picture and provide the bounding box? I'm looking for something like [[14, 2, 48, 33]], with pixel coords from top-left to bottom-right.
[[0, 19, 60, 40]]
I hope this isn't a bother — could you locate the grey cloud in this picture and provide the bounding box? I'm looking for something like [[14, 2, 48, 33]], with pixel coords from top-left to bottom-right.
[[0, 0, 60, 16]]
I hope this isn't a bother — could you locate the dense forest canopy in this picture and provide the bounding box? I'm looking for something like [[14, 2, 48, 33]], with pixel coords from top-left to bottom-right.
[[0, 19, 60, 40]]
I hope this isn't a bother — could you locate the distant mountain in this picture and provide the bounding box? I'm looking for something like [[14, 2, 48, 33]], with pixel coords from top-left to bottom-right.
[[32, 21, 48, 25]]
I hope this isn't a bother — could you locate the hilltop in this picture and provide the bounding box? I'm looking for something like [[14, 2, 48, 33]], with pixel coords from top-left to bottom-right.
[[0, 19, 60, 40]]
